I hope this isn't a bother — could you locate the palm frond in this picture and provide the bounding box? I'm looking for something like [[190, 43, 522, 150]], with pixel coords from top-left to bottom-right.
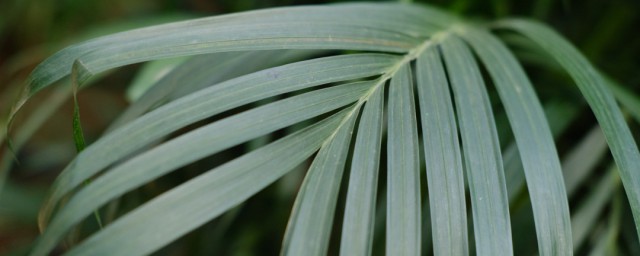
[[441, 34, 513, 255], [6, 2, 639, 256], [386, 64, 421, 255], [64, 110, 354, 256], [460, 26, 571, 254], [340, 84, 384, 256], [497, 18, 640, 240], [416, 45, 468, 255]]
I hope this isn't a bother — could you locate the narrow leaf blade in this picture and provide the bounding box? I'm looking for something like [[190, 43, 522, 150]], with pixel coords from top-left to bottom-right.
[[31, 81, 373, 256], [339, 86, 384, 256], [498, 19, 640, 239], [63, 109, 353, 256], [416, 46, 468, 255], [441, 35, 513, 256], [40, 54, 399, 227], [386, 65, 421, 255], [282, 105, 359, 256], [459, 27, 572, 254]]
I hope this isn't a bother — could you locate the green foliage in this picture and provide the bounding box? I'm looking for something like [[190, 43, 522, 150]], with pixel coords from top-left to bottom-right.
[[2, 1, 640, 255]]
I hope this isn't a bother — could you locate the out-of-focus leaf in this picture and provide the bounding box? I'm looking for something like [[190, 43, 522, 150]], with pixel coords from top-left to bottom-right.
[[571, 167, 620, 251], [125, 57, 188, 102], [562, 126, 609, 196]]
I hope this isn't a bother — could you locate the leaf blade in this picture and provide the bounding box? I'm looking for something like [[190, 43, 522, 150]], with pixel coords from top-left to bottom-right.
[[31, 80, 374, 256], [441, 35, 513, 256], [386, 65, 421, 255], [498, 19, 640, 239], [63, 108, 353, 256], [459, 26, 572, 254], [416, 46, 468, 255], [17, 3, 454, 103], [109, 50, 317, 131], [339, 86, 384, 256], [40, 53, 399, 227], [282, 105, 359, 256]]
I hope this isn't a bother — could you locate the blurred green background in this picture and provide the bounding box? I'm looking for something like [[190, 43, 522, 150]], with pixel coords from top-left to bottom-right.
[[1, 0, 639, 255]]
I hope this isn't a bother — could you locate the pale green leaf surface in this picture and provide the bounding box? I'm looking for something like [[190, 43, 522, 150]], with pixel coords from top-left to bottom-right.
[[441, 35, 512, 256], [505, 101, 578, 202], [571, 167, 620, 251], [502, 145, 523, 201], [40, 53, 399, 226], [70, 23, 416, 80], [416, 46, 468, 256], [503, 33, 640, 125], [110, 52, 249, 130], [459, 27, 571, 255], [608, 82, 640, 123], [13, 3, 640, 255], [31, 81, 373, 256], [110, 50, 312, 130], [588, 194, 621, 256], [498, 19, 640, 237], [386, 65, 421, 256], [63, 109, 353, 256], [562, 125, 608, 196], [168, 50, 319, 100], [15, 3, 456, 113], [125, 57, 188, 102], [339, 86, 384, 256], [282, 104, 359, 256]]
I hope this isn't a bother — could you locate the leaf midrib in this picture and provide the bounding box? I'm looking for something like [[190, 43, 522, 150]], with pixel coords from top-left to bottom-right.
[[326, 31, 451, 141]]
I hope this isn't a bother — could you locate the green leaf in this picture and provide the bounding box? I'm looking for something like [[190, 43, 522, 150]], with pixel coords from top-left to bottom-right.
[[63, 109, 353, 256], [588, 193, 622, 256], [282, 105, 359, 256], [386, 65, 421, 255], [504, 101, 579, 202], [497, 19, 640, 238], [416, 46, 468, 255], [71, 96, 85, 153], [11, 3, 639, 255], [441, 35, 513, 255], [0, 182, 44, 222], [109, 50, 316, 130], [562, 125, 608, 196], [13, 3, 456, 118], [0, 84, 70, 193], [571, 167, 620, 251], [608, 82, 640, 124], [125, 57, 188, 102], [39, 53, 399, 228], [31, 80, 373, 256], [339, 86, 384, 256], [459, 26, 571, 255]]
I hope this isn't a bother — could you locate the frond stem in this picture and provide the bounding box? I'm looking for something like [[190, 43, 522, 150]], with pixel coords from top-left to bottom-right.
[[323, 31, 451, 144]]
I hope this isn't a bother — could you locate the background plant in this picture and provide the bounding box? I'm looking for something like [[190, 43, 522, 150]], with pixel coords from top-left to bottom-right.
[[1, 0, 639, 255]]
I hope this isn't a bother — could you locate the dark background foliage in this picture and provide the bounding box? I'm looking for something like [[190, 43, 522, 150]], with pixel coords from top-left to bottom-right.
[[1, 0, 639, 255]]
